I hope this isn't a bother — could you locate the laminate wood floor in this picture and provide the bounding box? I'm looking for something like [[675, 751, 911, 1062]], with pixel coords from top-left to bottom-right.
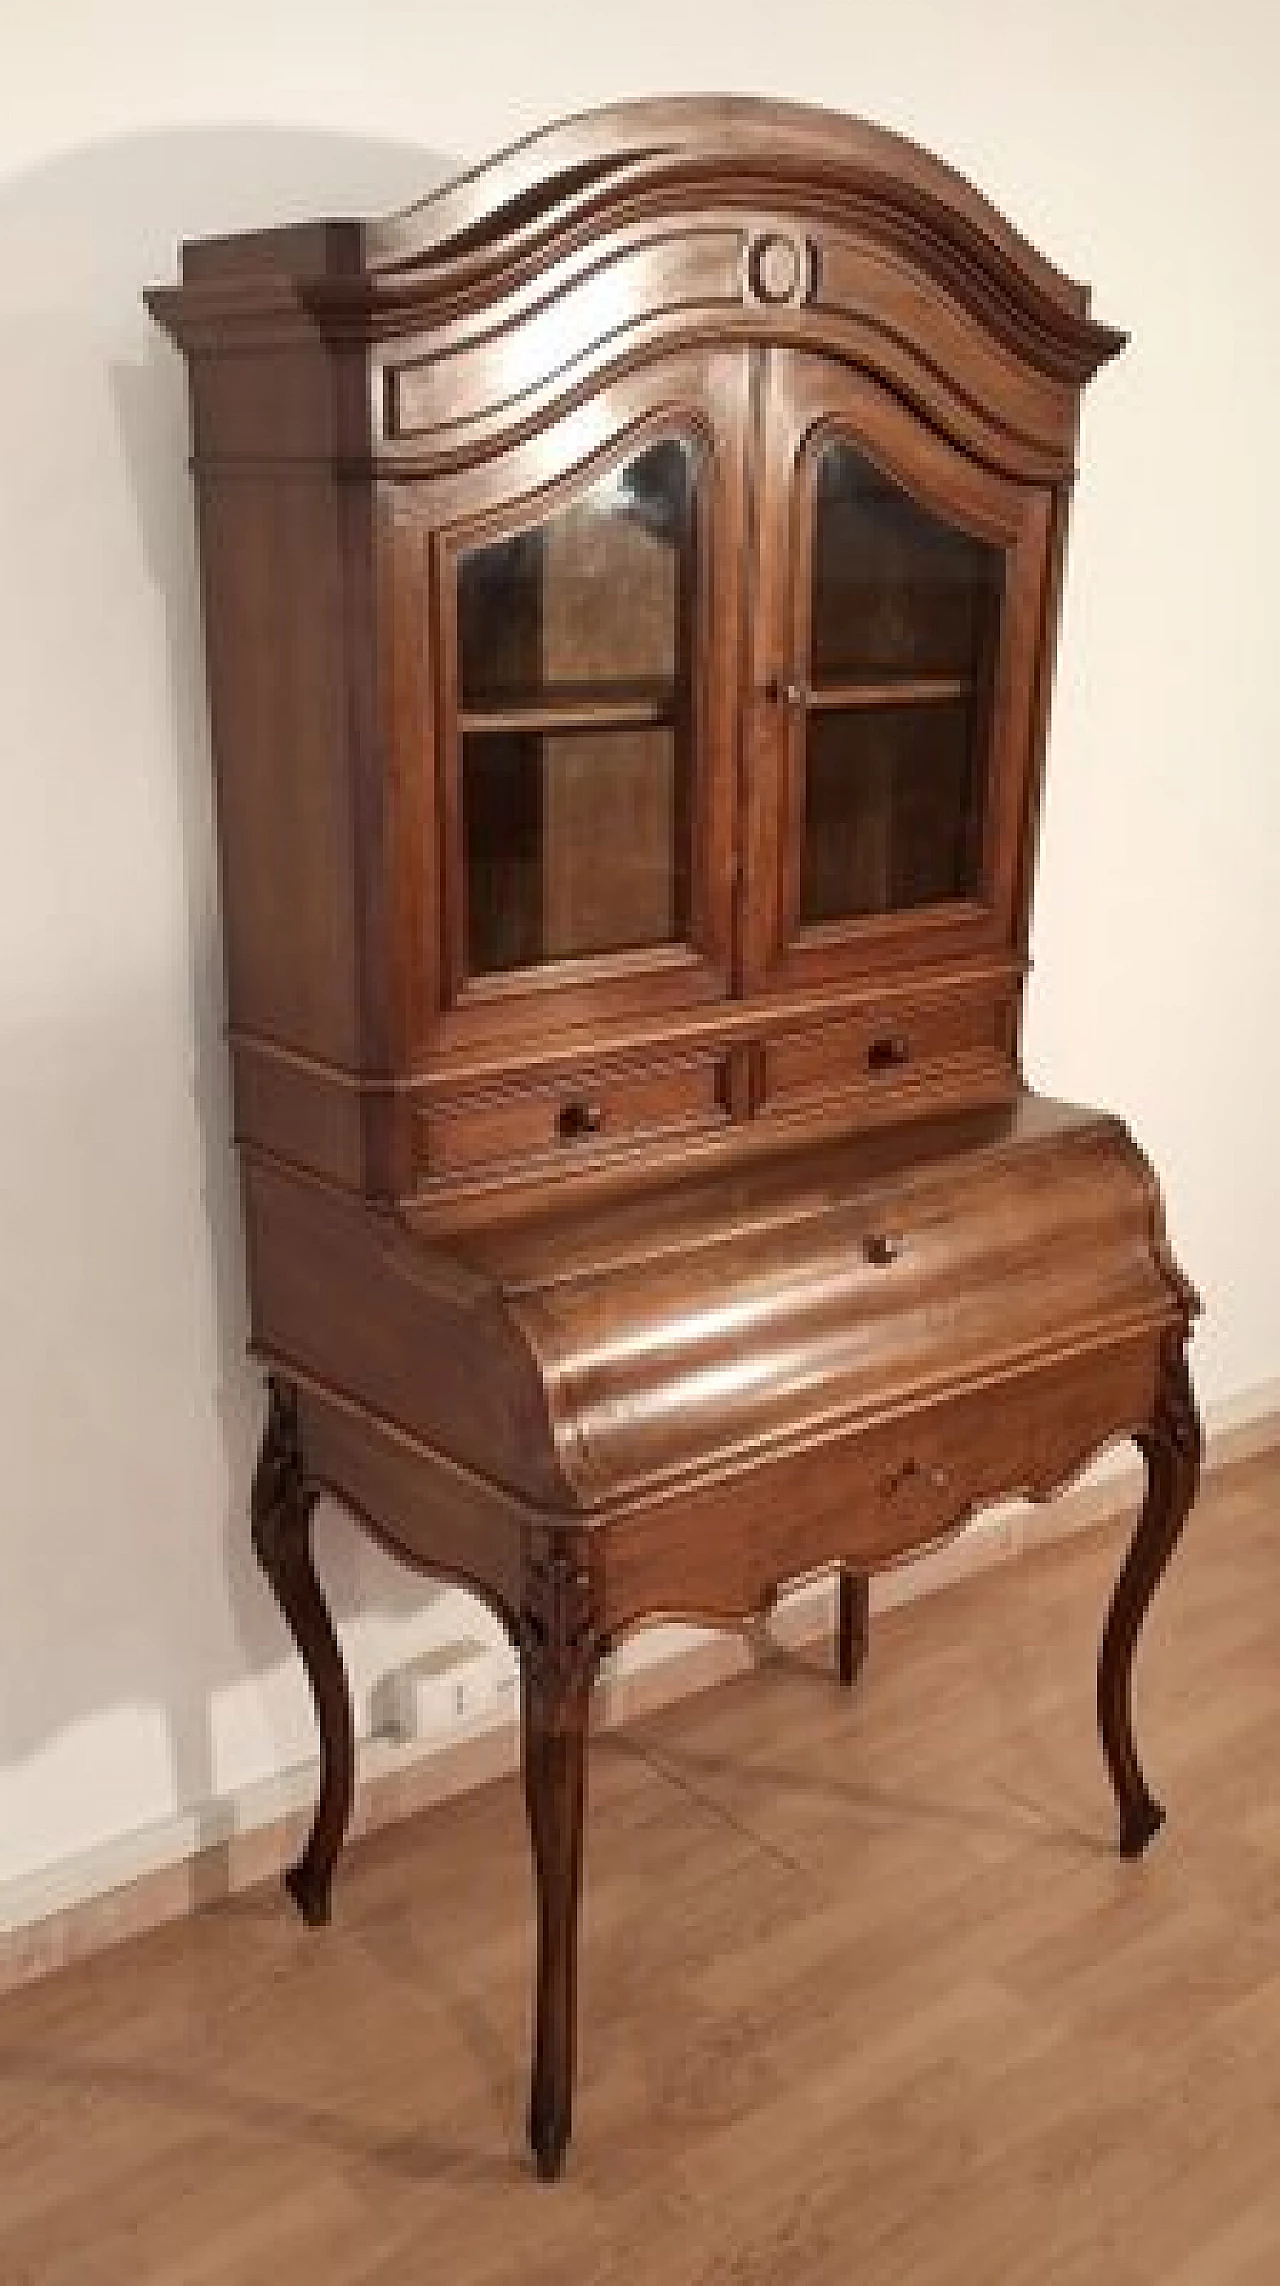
[[1, 1456, 1277, 2284]]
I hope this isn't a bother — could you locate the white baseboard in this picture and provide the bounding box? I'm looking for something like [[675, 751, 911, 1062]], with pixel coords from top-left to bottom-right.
[[2, 1381, 1276, 1992]]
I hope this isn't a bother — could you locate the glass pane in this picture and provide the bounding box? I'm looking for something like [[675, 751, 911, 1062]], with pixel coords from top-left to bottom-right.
[[458, 437, 695, 705], [456, 437, 699, 977], [464, 726, 686, 976], [810, 441, 1003, 683], [800, 701, 981, 925], [799, 438, 1003, 926]]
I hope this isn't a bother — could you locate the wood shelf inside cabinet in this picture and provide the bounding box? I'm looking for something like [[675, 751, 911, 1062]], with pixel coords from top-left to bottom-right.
[[806, 674, 975, 713], [459, 683, 679, 736]]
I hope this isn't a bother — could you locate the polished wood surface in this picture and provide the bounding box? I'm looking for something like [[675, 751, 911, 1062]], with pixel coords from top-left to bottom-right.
[[146, 100, 1195, 2174], [146, 96, 1124, 1192], [0, 1465, 1272, 2279]]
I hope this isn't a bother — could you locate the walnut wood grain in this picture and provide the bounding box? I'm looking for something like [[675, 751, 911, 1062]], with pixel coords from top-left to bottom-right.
[[146, 101, 1193, 2178]]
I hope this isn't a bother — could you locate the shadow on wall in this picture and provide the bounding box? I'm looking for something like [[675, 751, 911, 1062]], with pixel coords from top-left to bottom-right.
[[0, 127, 468, 1892]]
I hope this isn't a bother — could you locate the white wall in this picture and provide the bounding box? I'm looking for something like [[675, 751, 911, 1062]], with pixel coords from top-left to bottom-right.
[[2, 1, 1277, 1902]]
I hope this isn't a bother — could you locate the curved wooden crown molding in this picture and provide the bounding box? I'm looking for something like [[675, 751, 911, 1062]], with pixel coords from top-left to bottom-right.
[[150, 98, 1124, 387], [359, 98, 1125, 380]]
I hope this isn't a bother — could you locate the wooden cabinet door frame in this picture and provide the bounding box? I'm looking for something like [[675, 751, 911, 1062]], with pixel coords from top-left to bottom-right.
[[411, 347, 750, 1067], [741, 347, 1054, 1000]]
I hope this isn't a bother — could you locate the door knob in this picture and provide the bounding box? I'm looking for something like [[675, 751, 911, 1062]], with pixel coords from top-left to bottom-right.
[[762, 674, 807, 708]]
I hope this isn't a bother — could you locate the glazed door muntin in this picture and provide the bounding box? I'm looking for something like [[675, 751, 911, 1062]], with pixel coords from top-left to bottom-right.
[[743, 349, 1053, 995], [428, 351, 747, 1057]]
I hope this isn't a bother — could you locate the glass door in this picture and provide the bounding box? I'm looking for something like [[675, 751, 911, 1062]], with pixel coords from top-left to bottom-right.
[[799, 438, 1003, 925], [741, 350, 1053, 994], [428, 350, 748, 1057], [455, 436, 698, 977]]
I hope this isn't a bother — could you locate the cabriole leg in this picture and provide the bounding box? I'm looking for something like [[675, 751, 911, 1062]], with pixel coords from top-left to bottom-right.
[[1098, 1335, 1201, 1856], [523, 1686, 588, 2181], [251, 1377, 355, 1925], [837, 1567, 870, 1687], [519, 1540, 600, 2181]]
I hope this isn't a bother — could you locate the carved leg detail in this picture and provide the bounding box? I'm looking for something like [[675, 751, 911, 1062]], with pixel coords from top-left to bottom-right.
[[251, 1379, 355, 1926], [520, 1542, 600, 2182], [1099, 1336, 1201, 1857], [837, 1568, 870, 1688]]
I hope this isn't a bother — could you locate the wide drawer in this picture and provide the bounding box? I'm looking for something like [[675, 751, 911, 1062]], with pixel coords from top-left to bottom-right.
[[597, 1334, 1166, 1634], [416, 1053, 729, 1180], [762, 980, 1015, 1117]]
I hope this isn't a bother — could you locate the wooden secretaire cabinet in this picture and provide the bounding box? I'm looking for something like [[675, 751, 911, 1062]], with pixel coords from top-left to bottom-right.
[[148, 99, 1200, 2179]]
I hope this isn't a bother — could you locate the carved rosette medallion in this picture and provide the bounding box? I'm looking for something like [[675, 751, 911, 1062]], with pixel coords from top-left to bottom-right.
[[745, 229, 818, 308]]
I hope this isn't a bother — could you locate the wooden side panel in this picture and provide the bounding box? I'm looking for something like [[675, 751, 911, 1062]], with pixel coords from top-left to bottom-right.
[[190, 339, 369, 464], [196, 466, 361, 1067], [188, 336, 408, 1189], [230, 1045, 369, 1188], [296, 1387, 529, 1631], [241, 1155, 571, 1507]]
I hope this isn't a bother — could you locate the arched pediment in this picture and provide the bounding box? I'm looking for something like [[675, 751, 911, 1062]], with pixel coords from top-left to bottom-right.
[[149, 99, 1123, 483], [363, 98, 1125, 388]]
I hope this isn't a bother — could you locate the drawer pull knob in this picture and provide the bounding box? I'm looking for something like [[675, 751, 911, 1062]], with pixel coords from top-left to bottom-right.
[[864, 1231, 905, 1267], [883, 1457, 949, 1497], [556, 1099, 605, 1143], [867, 1032, 910, 1072]]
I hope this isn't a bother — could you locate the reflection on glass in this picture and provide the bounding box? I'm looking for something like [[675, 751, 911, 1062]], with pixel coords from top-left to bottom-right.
[[463, 728, 685, 975], [800, 703, 980, 924], [811, 443, 1004, 683], [458, 438, 694, 705], [457, 439, 698, 975], [799, 440, 1003, 926]]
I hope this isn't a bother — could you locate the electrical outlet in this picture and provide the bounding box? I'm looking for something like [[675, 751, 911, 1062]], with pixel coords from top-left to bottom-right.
[[369, 1636, 515, 1744]]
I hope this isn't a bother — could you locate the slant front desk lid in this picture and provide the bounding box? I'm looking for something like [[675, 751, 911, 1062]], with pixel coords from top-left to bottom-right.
[[244, 1095, 1194, 1516]]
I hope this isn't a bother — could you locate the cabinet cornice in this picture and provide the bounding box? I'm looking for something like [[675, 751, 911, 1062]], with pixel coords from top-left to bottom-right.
[[148, 98, 1124, 397]]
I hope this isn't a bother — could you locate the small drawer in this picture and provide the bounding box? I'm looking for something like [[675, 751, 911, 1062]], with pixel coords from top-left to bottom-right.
[[417, 1056, 728, 1180], [764, 984, 1014, 1112]]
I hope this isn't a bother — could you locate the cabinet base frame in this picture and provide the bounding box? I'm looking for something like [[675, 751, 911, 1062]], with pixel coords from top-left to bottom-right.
[[254, 1318, 1197, 2179]]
